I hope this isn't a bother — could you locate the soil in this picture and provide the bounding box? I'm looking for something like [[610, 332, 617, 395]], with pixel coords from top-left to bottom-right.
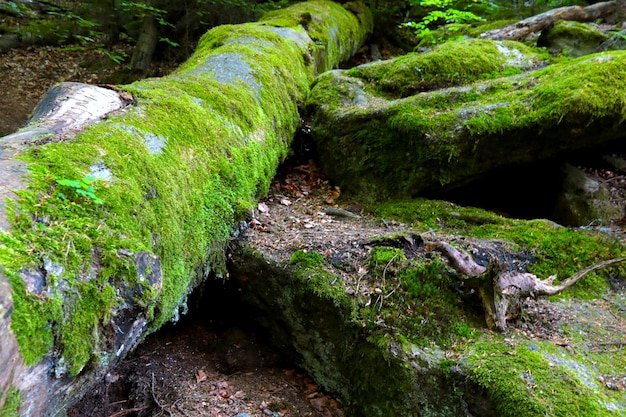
[[2, 43, 626, 416]]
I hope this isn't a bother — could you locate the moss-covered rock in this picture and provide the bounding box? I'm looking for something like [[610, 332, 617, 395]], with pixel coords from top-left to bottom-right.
[[350, 38, 543, 97], [538, 20, 609, 57], [228, 191, 625, 416], [307, 46, 626, 202], [0, 1, 373, 414]]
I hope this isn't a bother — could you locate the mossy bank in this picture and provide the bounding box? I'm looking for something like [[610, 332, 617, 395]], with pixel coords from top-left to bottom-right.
[[0, 1, 372, 414], [229, 196, 626, 416]]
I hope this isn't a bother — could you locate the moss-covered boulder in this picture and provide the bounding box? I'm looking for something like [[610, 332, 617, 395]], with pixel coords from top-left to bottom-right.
[[597, 29, 626, 52], [552, 163, 624, 226], [307, 44, 626, 202], [228, 193, 626, 416], [349, 38, 542, 97], [537, 20, 609, 57], [0, 1, 372, 415]]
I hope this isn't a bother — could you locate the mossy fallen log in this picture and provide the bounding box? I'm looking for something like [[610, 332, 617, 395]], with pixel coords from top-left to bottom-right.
[[480, 0, 621, 41], [0, 1, 372, 415], [307, 42, 626, 202]]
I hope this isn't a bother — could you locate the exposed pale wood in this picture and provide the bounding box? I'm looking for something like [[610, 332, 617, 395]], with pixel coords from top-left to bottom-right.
[[429, 241, 626, 331]]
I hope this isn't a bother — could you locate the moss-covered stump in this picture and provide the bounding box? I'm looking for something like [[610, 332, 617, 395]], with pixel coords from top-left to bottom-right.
[[228, 190, 626, 416], [307, 44, 626, 202], [0, 1, 372, 415]]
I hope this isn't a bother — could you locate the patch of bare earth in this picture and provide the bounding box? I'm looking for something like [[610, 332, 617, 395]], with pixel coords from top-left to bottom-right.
[[69, 317, 342, 417]]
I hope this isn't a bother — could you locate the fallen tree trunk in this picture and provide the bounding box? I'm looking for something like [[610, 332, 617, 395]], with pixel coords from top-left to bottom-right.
[[0, 1, 372, 415], [428, 241, 626, 331], [480, 0, 621, 41]]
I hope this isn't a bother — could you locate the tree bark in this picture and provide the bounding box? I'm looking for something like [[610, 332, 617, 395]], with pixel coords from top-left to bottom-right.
[[480, 0, 619, 41], [0, 1, 372, 415], [130, 15, 159, 72]]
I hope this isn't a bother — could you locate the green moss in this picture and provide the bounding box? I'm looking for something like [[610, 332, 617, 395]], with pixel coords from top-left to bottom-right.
[[259, 0, 373, 73], [464, 336, 619, 416], [0, 387, 20, 417], [60, 282, 119, 375], [350, 38, 540, 97], [289, 250, 325, 268], [2, 0, 371, 376], [539, 20, 609, 57], [309, 49, 626, 201], [289, 250, 347, 307], [356, 241, 472, 347], [369, 246, 406, 269]]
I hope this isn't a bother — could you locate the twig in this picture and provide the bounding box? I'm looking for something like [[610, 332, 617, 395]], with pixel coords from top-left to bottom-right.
[[382, 254, 398, 284], [151, 372, 173, 417], [386, 282, 402, 298], [106, 406, 148, 417], [553, 257, 626, 293], [595, 341, 626, 347], [174, 399, 192, 417]]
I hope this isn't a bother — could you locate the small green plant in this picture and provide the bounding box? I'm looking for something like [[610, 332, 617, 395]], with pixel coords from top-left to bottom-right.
[[56, 175, 103, 205], [402, 0, 486, 44]]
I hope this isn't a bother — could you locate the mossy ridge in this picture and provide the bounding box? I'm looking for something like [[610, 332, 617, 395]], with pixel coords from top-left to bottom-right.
[[232, 247, 451, 416], [309, 50, 626, 201], [2, 0, 371, 377], [350, 38, 541, 98], [462, 335, 622, 416], [369, 199, 625, 299]]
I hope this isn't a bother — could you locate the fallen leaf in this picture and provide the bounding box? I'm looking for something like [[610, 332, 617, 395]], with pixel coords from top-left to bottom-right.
[[280, 198, 292, 206], [310, 396, 330, 411], [258, 202, 269, 213], [196, 369, 208, 383]]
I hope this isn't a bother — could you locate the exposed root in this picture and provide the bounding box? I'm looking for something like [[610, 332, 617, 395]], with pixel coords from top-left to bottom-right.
[[428, 241, 626, 331]]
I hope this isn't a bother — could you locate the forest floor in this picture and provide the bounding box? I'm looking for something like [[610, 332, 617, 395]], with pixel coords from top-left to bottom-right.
[[2, 43, 626, 417]]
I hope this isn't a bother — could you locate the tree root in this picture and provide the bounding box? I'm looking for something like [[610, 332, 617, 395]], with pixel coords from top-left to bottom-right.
[[428, 241, 626, 331]]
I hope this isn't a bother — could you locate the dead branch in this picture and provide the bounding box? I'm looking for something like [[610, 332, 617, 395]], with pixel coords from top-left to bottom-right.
[[426, 242, 487, 276], [549, 257, 626, 294], [480, 1, 618, 41], [428, 240, 626, 331]]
